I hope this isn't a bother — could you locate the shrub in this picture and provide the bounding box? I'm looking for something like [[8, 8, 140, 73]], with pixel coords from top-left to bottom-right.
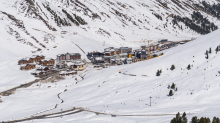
[[171, 64, 175, 70]]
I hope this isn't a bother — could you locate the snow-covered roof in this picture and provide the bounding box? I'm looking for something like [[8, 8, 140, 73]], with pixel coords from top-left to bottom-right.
[[20, 64, 27, 67], [119, 53, 128, 56], [37, 66, 47, 69], [66, 62, 75, 66]]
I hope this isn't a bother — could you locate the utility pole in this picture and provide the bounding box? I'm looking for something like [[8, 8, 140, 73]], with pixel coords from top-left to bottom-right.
[[150, 96, 152, 107]]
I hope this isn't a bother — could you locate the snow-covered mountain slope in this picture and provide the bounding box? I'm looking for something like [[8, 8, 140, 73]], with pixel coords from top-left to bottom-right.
[[1, 0, 220, 62], [1, 28, 220, 122], [1, 0, 220, 90], [1, 0, 220, 122]]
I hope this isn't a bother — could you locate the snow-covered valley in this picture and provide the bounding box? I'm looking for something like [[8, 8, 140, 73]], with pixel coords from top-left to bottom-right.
[[1, 0, 220, 122]]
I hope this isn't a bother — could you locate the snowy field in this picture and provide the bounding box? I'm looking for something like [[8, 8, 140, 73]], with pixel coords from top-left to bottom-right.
[[1, 29, 220, 122], [1, 0, 220, 122]]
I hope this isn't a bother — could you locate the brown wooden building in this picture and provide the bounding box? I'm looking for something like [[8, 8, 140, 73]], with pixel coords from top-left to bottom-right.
[[20, 64, 36, 70]]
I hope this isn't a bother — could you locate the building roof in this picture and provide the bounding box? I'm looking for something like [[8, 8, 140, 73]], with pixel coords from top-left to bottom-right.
[[37, 66, 48, 69], [57, 53, 81, 56]]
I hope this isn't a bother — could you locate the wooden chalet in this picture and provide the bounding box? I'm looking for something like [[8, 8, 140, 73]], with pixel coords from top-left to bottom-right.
[[18, 59, 28, 65], [20, 64, 36, 70], [18, 55, 45, 65], [40, 59, 55, 66]]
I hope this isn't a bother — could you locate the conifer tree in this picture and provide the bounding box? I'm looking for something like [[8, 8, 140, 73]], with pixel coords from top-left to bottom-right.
[[171, 64, 175, 70], [156, 70, 160, 76], [216, 46, 219, 52], [169, 90, 173, 96], [191, 116, 198, 123], [187, 64, 191, 70], [210, 47, 212, 53], [182, 112, 186, 117], [171, 83, 175, 89], [170, 112, 187, 123], [212, 117, 220, 123], [207, 53, 209, 59]]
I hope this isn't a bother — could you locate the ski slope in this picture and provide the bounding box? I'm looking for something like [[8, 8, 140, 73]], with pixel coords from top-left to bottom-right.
[[1, 29, 220, 122], [1, 0, 220, 122]]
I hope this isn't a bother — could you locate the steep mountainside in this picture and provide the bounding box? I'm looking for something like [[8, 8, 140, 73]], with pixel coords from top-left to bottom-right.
[[1, 0, 220, 62]]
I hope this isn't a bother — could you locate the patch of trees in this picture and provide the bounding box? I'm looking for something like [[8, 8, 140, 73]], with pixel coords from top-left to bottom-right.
[[170, 112, 187, 123], [171, 113, 220, 123], [156, 69, 162, 76], [152, 13, 162, 20], [195, 1, 220, 20], [92, 13, 101, 20], [43, 4, 70, 27], [171, 11, 218, 35], [112, 8, 138, 26], [73, 14, 87, 25], [168, 83, 177, 96], [62, 9, 88, 26], [191, 116, 219, 123], [62, 9, 79, 26], [206, 47, 213, 59]]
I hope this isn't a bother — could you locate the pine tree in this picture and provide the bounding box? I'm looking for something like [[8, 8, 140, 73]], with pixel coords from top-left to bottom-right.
[[176, 112, 180, 119], [170, 112, 187, 123], [216, 46, 219, 52], [171, 83, 175, 89], [207, 53, 209, 59], [176, 88, 178, 91], [182, 112, 187, 123], [191, 116, 198, 123], [171, 64, 175, 70], [206, 50, 208, 55], [156, 70, 160, 76], [160, 69, 162, 73], [170, 117, 177, 123], [182, 112, 186, 117], [212, 117, 220, 123], [187, 64, 191, 70], [210, 47, 212, 53], [169, 90, 173, 96]]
